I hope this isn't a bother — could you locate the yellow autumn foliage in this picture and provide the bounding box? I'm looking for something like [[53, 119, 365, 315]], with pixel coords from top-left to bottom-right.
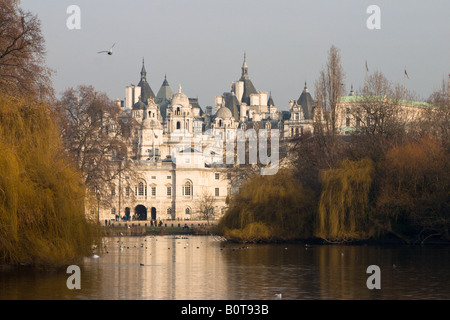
[[316, 158, 375, 241], [0, 94, 99, 267], [218, 170, 316, 242]]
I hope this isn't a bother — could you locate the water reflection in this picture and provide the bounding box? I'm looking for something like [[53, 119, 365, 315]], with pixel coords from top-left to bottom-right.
[[1, 236, 449, 300]]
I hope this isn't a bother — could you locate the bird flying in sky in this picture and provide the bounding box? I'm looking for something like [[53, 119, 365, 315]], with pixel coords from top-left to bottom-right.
[[98, 43, 115, 55]]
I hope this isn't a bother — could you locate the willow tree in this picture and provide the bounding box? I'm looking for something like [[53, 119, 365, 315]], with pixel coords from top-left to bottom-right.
[[218, 170, 316, 242], [0, 94, 99, 267], [317, 158, 375, 242]]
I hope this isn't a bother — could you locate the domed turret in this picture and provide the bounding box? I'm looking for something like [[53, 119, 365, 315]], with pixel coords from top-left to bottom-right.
[[171, 84, 190, 107], [215, 106, 233, 119], [297, 82, 315, 120]]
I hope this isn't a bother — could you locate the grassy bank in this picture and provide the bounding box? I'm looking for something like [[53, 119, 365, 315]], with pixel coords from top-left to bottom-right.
[[101, 225, 213, 237]]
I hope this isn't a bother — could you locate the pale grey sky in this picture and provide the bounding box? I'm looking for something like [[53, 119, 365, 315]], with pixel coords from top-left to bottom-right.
[[21, 0, 450, 110]]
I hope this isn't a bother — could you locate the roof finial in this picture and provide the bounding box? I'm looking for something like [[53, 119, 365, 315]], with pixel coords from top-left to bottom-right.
[[242, 51, 248, 77], [304, 81, 309, 93], [178, 84, 182, 93]]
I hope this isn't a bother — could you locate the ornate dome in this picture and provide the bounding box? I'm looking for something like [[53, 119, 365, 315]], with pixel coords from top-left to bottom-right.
[[216, 106, 232, 119], [171, 84, 190, 107]]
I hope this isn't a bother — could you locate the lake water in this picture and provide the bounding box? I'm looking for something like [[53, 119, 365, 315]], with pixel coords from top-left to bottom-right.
[[1, 235, 449, 300]]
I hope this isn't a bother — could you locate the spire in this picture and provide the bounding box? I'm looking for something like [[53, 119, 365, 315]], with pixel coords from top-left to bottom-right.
[[304, 81, 309, 93], [162, 74, 169, 86], [268, 91, 275, 107], [178, 84, 182, 93], [141, 58, 147, 80], [241, 52, 248, 78]]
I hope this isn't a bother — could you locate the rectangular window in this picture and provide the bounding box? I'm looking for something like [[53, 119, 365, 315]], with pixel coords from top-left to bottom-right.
[[215, 188, 220, 197], [167, 176, 171, 179], [111, 187, 115, 196], [215, 173, 220, 180], [151, 176, 156, 180], [167, 187, 172, 196], [138, 183, 144, 196], [152, 187, 156, 197], [227, 173, 232, 180], [346, 118, 350, 127], [125, 186, 130, 197]]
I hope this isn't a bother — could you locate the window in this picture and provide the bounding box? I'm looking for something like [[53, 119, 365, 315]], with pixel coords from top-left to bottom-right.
[[167, 187, 172, 196], [111, 187, 115, 196], [151, 187, 156, 197], [346, 118, 350, 127], [215, 173, 220, 180], [167, 176, 171, 179], [111, 208, 116, 215], [356, 117, 361, 128], [227, 173, 232, 180], [185, 208, 191, 215], [177, 121, 181, 129], [167, 208, 172, 215], [125, 186, 130, 197], [215, 188, 220, 197], [151, 176, 156, 180], [138, 182, 145, 196], [184, 181, 192, 196], [346, 108, 350, 114]]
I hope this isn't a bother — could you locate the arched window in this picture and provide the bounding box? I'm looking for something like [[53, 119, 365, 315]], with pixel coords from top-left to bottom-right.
[[184, 181, 192, 196], [177, 121, 181, 130], [167, 208, 172, 215], [185, 208, 191, 215]]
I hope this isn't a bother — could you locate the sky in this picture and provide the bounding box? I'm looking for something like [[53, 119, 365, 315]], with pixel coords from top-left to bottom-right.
[[20, 0, 450, 111]]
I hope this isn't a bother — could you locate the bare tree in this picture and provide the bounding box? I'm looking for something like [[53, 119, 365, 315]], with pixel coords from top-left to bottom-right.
[[351, 71, 404, 138], [0, 0, 53, 98], [196, 191, 217, 225], [56, 85, 138, 211], [314, 45, 346, 138], [426, 77, 450, 146]]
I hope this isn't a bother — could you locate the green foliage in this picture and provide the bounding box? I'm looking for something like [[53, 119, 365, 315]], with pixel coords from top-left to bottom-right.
[[0, 94, 99, 267], [218, 170, 316, 242], [316, 158, 375, 242]]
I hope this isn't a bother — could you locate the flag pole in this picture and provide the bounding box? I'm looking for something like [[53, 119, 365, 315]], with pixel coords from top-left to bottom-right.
[[403, 67, 406, 101], [365, 60, 368, 91]]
